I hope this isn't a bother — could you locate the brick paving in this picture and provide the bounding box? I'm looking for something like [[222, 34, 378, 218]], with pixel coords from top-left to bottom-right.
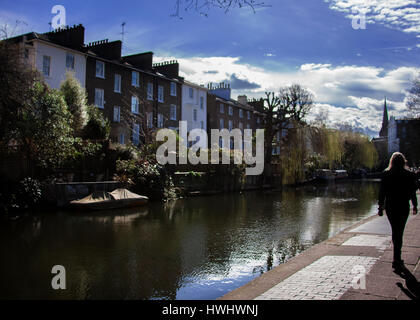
[[255, 255, 378, 300], [221, 197, 420, 301]]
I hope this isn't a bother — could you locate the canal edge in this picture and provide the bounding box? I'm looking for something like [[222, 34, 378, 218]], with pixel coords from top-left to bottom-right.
[[218, 213, 385, 300]]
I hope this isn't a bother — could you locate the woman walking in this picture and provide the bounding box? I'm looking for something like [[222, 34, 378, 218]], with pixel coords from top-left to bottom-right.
[[378, 152, 418, 272]]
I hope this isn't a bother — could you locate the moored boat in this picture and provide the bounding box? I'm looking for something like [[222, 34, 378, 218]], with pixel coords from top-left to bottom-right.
[[70, 188, 148, 211]]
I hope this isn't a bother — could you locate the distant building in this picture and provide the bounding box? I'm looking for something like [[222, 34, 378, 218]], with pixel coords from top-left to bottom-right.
[[372, 98, 389, 168], [206, 83, 258, 149], [181, 81, 207, 148], [388, 116, 420, 166]]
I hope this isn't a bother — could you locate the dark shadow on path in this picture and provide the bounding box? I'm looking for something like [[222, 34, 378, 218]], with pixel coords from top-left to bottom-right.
[[395, 265, 420, 300]]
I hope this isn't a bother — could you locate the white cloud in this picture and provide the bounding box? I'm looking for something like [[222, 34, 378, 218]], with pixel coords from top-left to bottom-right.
[[325, 0, 420, 34], [155, 54, 419, 135]]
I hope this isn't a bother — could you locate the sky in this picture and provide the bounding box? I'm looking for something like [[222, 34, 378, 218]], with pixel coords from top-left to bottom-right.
[[1, 0, 419, 136]]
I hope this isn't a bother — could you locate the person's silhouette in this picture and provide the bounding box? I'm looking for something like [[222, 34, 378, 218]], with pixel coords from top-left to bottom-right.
[[378, 152, 418, 272]]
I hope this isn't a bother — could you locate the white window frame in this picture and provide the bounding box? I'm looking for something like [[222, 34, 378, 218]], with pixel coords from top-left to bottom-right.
[[239, 109, 244, 118], [113, 106, 121, 123], [229, 106, 233, 116], [96, 60, 105, 78], [42, 55, 51, 76], [157, 113, 164, 128], [200, 121, 204, 129], [66, 52, 75, 70], [219, 118, 224, 129], [147, 112, 153, 128], [132, 71, 140, 87], [189, 87, 193, 99], [228, 120, 233, 131], [200, 96, 204, 110], [95, 88, 104, 109], [132, 123, 140, 146], [114, 74, 121, 93], [220, 104, 224, 114], [170, 105, 177, 121], [193, 109, 198, 122], [131, 96, 139, 114], [170, 82, 177, 96], [147, 82, 153, 100], [158, 85, 164, 103], [119, 133, 125, 145]]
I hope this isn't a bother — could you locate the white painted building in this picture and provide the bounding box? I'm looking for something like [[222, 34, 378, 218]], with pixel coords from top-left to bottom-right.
[[181, 81, 208, 148], [30, 40, 86, 89]]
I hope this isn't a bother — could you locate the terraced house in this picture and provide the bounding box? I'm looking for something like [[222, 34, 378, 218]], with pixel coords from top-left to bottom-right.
[[207, 83, 265, 148], [85, 42, 183, 146]]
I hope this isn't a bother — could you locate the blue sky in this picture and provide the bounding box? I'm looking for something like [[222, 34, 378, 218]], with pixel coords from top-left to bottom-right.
[[1, 0, 419, 135]]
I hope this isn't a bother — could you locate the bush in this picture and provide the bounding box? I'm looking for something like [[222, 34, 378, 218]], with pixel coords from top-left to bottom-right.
[[115, 159, 175, 200]]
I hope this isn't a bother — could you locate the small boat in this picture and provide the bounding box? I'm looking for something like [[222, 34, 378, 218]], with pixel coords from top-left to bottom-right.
[[70, 189, 148, 211]]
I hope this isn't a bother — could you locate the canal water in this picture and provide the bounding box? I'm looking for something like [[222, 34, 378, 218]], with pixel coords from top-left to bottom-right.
[[0, 180, 380, 300]]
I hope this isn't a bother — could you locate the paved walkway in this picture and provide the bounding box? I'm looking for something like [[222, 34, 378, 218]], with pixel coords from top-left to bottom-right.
[[220, 201, 420, 300]]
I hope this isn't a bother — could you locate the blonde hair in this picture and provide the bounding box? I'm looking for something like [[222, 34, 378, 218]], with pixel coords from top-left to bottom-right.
[[386, 152, 407, 171]]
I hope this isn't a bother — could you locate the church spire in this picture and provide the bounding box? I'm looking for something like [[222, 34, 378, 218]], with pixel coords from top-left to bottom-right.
[[379, 97, 388, 137]]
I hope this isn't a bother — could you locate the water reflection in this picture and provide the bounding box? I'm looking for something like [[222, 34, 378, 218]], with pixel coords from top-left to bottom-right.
[[0, 180, 380, 300]]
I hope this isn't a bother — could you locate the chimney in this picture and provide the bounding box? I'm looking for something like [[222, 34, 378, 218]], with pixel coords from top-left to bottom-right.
[[123, 52, 154, 70], [44, 24, 85, 50], [85, 39, 122, 60], [153, 60, 180, 78], [237, 95, 248, 105]]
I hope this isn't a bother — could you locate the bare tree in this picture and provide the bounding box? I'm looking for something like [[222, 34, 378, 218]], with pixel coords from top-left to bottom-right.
[[263, 84, 314, 164], [407, 75, 420, 117], [172, 0, 269, 17]]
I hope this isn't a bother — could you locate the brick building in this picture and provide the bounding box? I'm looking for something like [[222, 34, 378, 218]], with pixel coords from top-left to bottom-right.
[[85, 40, 183, 145]]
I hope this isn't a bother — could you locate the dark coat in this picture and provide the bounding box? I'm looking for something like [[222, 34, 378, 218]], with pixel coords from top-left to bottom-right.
[[378, 168, 418, 213]]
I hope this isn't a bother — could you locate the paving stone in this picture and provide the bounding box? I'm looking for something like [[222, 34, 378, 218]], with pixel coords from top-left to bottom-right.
[[341, 235, 391, 251], [255, 255, 378, 300]]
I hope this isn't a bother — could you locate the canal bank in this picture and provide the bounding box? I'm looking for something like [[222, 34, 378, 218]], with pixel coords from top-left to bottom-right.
[[220, 193, 420, 300]]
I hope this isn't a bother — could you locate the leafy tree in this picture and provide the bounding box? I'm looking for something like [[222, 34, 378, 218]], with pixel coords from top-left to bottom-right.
[[60, 72, 88, 136], [14, 82, 76, 169]]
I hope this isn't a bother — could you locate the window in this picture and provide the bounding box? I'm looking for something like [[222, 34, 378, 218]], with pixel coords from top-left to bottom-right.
[[239, 109, 244, 118], [113, 106, 121, 122], [131, 96, 139, 114], [114, 74, 121, 93], [132, 71, 139, 87], [147, 83, 153, 100], [42, 55, 51, 76], [119, 133, 125, 145], [200, 121, 204, 129], [158, 85, 164, 103], [229, 106, 233, 116], [200, 96, 204, 109], [219, 118, 224, 129], [257, 117, 261, 124], [170, 82, 177, 96], [66, 53, 74, 70], [228, 120, 233, 131], [170, 105, 177, 121], [219, 137, 224, 148], [132, 124, 140, 146], [147, 112, 153, 128], [94, 88, 104, 109], [239, 122, 243, 130], [220, 104, 224, 114], [96, 60, 105, 78], [24, 49, 29, 59], [247, 123, 251, 129], [230, 138, 234, 149], [193, 109, 197, 122], [247, 111, 251, 120], [189, 87, 193, 99], [157, 113, 164, 128]]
